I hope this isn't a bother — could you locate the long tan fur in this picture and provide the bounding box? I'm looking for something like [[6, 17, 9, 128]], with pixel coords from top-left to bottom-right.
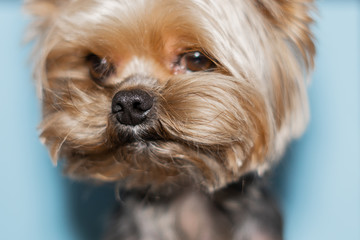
[[25, 0, 315, 192]]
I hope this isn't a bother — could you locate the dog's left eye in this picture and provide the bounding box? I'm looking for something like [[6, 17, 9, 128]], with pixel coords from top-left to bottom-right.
[[178, 51, 216, 73], [86, 54, 115, 85]]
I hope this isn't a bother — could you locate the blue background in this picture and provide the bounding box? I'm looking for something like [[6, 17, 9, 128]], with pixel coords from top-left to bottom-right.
[[0, 1, 359, 239]]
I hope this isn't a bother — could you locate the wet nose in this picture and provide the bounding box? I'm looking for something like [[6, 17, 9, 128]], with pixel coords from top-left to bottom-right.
[[111, 89, 154, 126]]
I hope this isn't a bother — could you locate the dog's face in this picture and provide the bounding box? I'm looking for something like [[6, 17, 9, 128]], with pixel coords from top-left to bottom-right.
[[26, 0, 315, 191]]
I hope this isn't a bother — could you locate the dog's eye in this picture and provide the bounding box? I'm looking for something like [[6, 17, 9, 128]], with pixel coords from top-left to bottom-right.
[[179, 51, 215, 72], [86, 54, 115, 84]]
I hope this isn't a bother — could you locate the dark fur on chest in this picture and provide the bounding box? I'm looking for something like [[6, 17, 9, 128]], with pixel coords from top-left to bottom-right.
[[104, 174, 283, 240]]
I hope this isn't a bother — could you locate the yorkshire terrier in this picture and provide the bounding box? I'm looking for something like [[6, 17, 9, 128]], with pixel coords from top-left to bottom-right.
[[25, 0, 315, 239]]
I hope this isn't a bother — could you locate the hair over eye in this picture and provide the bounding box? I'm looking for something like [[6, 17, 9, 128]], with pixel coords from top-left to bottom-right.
[[86, 53, 115, 85]]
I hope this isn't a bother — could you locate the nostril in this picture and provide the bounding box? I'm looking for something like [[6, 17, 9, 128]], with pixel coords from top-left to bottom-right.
[[111, 89, 154, 126], [132, 101, 142, 111], [134, 97, 153, 112], [112, 103, 123, 113]]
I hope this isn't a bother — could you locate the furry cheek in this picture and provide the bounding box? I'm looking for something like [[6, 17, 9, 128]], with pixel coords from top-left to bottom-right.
[[39, 80, 114, 164], [159, 73, 273, 179]]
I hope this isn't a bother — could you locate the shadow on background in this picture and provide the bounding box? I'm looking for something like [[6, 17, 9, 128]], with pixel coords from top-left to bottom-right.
[[65, 181, 117, 240]]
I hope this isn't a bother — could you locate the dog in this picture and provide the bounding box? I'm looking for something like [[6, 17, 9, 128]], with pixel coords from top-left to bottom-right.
[[25, 0, 315, 239]]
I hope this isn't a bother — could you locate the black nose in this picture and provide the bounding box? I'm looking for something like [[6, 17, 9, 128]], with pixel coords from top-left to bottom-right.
[[112, 89, 154, 126]]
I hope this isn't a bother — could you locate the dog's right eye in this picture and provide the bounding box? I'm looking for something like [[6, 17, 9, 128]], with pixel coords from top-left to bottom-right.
[[173, 51, 216, 74], [86, 54, 115, 85]]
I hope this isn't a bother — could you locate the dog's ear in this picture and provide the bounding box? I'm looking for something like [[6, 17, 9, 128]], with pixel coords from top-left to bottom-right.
[[254, 0, 315, 163], [256, 0, 315, 68], [24, 0, 71, 98], [24, 0, 69, 37]]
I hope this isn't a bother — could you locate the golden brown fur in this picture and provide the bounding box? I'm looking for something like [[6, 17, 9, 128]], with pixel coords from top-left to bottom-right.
[[25, 0, 315, 193]]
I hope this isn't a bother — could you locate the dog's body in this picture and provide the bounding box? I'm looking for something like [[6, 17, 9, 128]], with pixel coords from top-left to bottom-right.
[[104, 174, 282, 240], [25, 0, 315, 239]]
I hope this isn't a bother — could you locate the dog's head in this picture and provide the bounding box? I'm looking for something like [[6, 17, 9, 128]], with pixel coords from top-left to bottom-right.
[[25, 0, 315, 191]]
